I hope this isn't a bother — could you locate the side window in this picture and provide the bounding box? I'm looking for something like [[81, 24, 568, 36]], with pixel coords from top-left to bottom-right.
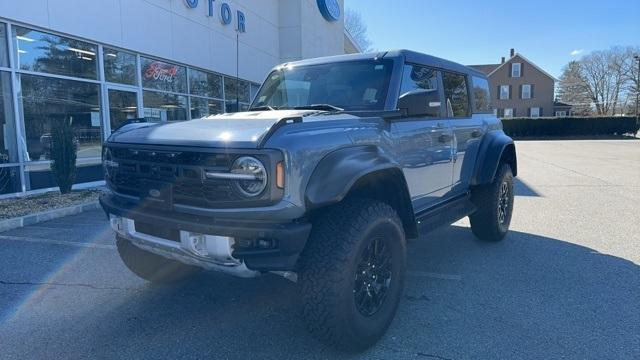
[[471, 76, 491, 113], [399, 64, 440, 118], [442, 72, 470, 118]]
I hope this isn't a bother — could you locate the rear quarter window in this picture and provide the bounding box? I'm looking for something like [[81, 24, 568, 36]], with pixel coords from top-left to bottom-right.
[[471, 76, 492, 113]]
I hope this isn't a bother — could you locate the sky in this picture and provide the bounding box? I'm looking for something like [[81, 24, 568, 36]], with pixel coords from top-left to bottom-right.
[[346, 0, 640, 77]]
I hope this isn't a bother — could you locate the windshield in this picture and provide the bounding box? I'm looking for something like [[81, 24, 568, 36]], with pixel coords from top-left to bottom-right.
[[251, 60, 394, 111]]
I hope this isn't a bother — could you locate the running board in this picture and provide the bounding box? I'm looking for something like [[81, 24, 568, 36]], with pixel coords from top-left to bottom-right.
[[415, 194, 476, 234]]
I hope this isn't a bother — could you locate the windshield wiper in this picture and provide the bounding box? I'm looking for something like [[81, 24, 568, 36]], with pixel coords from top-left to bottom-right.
[[293, 104, 344, 112]]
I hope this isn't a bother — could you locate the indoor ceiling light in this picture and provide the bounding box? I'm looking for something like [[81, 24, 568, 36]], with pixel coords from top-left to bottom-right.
[[67, 47, 96, 56], [16, 35, 35, 42]]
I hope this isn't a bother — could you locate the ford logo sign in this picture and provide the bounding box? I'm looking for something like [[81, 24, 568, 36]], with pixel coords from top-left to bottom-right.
[[317, 0, 340, 22], [148, 189, 162, 198]]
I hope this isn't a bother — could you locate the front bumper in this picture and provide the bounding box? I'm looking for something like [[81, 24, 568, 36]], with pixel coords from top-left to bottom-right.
[[100, 193, 311, 273]]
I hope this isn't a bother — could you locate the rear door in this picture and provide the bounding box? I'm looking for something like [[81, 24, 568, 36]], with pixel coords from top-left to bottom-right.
[[392, 64, 453, 212], [443, 72, 484, 193]]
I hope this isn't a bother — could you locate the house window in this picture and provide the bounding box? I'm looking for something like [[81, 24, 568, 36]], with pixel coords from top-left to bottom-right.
[[555, 111, 567, 117], [503, 108, 514, 118], [511, 63, 521, 77], [522, 84, 531, 99], [530, 107, 540, 117], [500, 85, 510, 100]]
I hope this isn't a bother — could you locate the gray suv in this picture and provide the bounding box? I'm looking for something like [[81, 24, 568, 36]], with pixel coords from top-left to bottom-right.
[[100, 50, 517, 351]]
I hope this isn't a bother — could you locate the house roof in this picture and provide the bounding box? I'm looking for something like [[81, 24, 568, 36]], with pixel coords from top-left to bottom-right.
[[468, 64, 500, 75], [468, 53, 558, 82], [554, 100, 572, 107]]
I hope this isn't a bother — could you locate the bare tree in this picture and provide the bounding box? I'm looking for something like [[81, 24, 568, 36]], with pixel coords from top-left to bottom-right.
[[557, 61, 592, 115], [344, 8, 372, 52], [579, 47, 633, 115]]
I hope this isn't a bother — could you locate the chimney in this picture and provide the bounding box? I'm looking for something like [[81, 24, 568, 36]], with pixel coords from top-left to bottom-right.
[[510, 48, 515, 57], [501, 57, 505, 64]]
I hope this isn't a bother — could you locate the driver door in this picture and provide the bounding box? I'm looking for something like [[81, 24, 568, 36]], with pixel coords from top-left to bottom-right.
[[391, 64, 453, 212]]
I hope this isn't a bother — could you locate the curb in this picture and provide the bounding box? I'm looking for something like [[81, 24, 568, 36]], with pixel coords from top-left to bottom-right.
[[0, 201, 101, 233]]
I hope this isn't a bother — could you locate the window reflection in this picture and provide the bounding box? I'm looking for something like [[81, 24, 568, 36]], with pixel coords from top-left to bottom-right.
[[12, 26, 98, 80], [190, 97, 223, 119], [143, 91, 187, 121], [108, 89, 138, 132], [0, 23, 9, 67], [141, 57, 187, 93], [224, 76, 250, 103], [472, 76, 491, 112], [0, 72, 18, 163], [442, 72, 470, 118], [19, 74, 102, 161], [104, 48, 137, 85], [189, 69, 222, 99]]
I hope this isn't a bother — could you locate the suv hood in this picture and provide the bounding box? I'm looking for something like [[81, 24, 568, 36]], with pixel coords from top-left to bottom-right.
[[107, 110, 340, 148]]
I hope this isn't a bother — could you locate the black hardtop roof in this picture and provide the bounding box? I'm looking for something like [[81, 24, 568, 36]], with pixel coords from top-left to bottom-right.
[[279, 49, 487, 78]]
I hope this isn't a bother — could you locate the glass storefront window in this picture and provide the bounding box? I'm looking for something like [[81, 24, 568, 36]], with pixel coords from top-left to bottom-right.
[[189, 69, 222, 99], [143, 91, 187, 121], [108, 89, 138, 132], [19, 74, 102, 161], [190, 97, 223, 119], [25, 162, 102, 191], [0, 72, 19, 164], [141, 57, 187, 93], [104, 48, 137, 85], [12, 26, 98, 80], [225, 101, 249, 113], [224, 76, 250, 103], [250, 83, 261, 102], [0, 166, 21, 194], [0, 23, 9, 67]]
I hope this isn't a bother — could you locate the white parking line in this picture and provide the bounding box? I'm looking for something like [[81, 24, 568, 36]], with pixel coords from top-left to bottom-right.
[[0, 235, 116, 250], [406, 271, 462, 281]]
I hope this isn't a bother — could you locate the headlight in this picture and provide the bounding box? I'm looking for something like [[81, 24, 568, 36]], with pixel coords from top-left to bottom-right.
[[231, 156, 268, 197]]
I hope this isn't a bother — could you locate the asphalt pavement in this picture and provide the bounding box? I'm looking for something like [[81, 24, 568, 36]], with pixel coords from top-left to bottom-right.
[[0, 140, 638, 359]]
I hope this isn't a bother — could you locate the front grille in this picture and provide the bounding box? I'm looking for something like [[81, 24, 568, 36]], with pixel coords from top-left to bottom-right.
[[105, 146, 279, 208]]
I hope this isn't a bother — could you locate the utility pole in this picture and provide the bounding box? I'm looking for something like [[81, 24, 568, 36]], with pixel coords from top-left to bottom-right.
[[634, 55, 640, 132]]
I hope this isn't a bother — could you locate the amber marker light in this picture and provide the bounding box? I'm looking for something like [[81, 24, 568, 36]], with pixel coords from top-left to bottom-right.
[[276, 162, 285, 189]]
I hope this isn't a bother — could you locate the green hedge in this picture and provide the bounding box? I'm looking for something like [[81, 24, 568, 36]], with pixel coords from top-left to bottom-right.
[[501, 116, 639, 138]]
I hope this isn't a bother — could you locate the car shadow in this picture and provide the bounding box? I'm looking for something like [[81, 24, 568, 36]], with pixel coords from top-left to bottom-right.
[[514, 178, 541, 197], [87, 225, 639, 359]]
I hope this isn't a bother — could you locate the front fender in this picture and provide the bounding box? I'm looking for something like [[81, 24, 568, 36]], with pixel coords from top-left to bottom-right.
[[305, 145, 400, 209], [471, 130, 517, 185]]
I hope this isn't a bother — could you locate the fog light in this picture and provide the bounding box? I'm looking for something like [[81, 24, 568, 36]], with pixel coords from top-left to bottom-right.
[[110, 216, 124, 232], [257, 239, 274, 249]]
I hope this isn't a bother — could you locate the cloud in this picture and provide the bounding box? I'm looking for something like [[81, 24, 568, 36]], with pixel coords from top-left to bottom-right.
[[570, 49, 584, 56]]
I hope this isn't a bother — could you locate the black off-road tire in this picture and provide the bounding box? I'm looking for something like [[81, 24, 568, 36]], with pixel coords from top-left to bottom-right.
[[469, 163, 514, 242], [116, 236, 201, 283], [298, 198, 407, 352]]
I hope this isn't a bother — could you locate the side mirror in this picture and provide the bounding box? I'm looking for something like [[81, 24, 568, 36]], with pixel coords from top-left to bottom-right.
[[397, 89, 441, 117]]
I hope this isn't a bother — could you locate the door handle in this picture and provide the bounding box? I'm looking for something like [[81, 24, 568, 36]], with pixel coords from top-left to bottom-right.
[[471, 129, 483, 138], [438, 134, 452, 143]]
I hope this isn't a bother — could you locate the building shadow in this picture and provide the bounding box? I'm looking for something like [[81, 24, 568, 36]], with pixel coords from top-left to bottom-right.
[[80, 224, 639, 359]]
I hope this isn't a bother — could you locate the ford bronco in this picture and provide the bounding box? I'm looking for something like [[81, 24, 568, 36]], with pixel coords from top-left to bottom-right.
[[100, 50, 517, 351]]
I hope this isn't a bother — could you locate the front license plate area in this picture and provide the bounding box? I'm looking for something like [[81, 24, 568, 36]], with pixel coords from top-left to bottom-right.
[[140, 179, 173, 210]]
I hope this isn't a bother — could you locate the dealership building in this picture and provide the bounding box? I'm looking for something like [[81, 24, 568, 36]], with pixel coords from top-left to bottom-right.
[[0, 0, 359, 197]]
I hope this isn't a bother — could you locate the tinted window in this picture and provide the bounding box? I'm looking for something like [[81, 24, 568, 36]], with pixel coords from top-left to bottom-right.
[[224, 77, 250, 103], [471, 76, 491, 113], [442, 72, 470, 118], [400, 64, 438, 94], [189, 69, 222, 99], [141, 57, 187, 93], [104, 48, 137, 85], [19, 74, 102, 161], [253, 60, 393, 111], [142, 91, 187, 121], [12, 26, 98, 79], [0, 23, 9, 67]]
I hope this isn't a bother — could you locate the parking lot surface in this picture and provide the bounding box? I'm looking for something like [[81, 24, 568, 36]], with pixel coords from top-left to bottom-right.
[[0, 140, 638, 359]]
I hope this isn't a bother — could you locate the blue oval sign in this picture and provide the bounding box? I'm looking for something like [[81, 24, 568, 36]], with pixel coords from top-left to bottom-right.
[[317, 0, 341, 22]]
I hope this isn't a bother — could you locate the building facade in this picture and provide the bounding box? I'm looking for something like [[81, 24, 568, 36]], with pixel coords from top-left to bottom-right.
[[470, 49, 557, 118], [0, 0, 358, 197]]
